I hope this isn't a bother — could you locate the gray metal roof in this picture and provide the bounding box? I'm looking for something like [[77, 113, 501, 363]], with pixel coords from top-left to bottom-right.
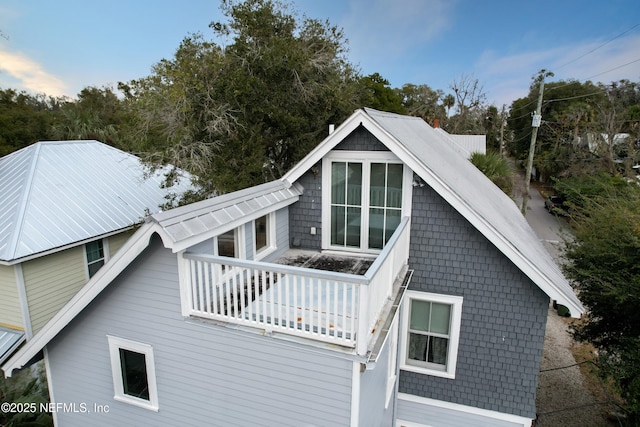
[[0, 327, 24, 365], [359, 108, 582, 314], [150, 180, 302, 252], [0, 140, 193, 263], [435, 128, 486, 157]]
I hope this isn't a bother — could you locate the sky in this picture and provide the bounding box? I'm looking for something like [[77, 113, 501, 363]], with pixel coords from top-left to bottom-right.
[[1, 0, 639, 108]]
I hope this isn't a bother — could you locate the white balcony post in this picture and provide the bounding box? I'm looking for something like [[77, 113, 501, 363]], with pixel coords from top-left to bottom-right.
[[177, 251, 193, 317], [356, 284, 370, 356]]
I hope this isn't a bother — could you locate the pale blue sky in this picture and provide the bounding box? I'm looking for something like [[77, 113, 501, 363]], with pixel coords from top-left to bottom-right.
[[1, 0, 639, 107]]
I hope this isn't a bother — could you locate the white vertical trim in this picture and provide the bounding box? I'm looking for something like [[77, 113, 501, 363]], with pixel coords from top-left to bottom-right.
[[385, 316, 399, 409], [43, 347, 59, 426], [350, 361, 361, 427], [14, 264, 32, 339], [177, 251, 192, 317]]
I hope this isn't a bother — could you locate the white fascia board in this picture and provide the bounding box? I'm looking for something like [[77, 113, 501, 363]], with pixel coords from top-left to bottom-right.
[[352, 116, 584, 317], [281, 109, 369, 186], [1, 223, 162, 377], [168, 196, 300, 253]]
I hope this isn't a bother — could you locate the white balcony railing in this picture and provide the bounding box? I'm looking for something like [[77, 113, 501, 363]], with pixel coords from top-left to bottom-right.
[[181, 217, 410, 355]]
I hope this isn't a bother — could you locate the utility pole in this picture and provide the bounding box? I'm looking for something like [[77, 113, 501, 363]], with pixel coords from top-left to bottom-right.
[[499, 104, 506, 157], [521, 70, 552, 216]]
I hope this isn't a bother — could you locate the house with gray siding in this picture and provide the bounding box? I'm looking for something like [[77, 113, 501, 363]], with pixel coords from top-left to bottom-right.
[[2, 109, 583, 426], [0, 140, 192, 363]]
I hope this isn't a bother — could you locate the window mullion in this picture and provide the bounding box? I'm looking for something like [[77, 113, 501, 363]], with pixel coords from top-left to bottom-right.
[[361, 160, 371, 250]]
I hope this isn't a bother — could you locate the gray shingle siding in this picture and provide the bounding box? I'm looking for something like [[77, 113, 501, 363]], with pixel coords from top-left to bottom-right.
[[288, 168, 322, 250], [335, 125, 390, 151], [400, 182, 549, 418]]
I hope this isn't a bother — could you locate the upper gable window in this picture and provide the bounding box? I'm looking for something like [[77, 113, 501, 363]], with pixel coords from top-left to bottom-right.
[[85, 239, 108, 278], [323, 151, 410, 252]]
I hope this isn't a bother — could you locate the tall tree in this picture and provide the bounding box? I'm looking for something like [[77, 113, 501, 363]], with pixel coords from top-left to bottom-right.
[[122, 0, 360, 196], [396, 83, 445, 125], [562, 178, 640, 423], [358, 73, 405, 114], [446, 74, 487, 134]]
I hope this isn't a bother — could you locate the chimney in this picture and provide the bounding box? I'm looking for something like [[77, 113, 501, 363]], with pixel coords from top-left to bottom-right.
[[433, 118, 439, 129]]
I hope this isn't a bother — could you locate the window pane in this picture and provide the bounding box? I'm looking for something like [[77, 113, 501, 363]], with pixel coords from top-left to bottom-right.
[[370, 163, 386, 207], [345, 207, 361, 247], [410, 300, 430, 331], [331, 206, 345, 245], [347, 163, 362, 206], [386, 164, 403, 208], [427, 336, 448, 365], [86, 240, 104, 263], [430, 303, 451, 335], [119, 349, 149, 400], [384, 210, 401, 244], [408, 333, 428, 362], [368, 207, 385, 249], [217, 230, 235, 257], [88, 260, 104, 278], [255, 215, 268, 251], [331, 162, 346, 204]]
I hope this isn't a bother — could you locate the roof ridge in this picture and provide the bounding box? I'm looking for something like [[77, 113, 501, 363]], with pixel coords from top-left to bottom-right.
[[6, 143, 43, 260]]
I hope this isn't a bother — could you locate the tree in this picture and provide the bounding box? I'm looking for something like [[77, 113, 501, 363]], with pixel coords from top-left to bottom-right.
[[396, 83, 444, 124], [562, 178, 640, 423], [446, 74, 487, 134], [122, 0, 360, 196], [469, 151, 513, 195], [358, 73, 405, 114]]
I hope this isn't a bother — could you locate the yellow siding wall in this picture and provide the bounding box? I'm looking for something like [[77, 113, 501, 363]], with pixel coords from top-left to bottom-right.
[[0, 265, 23, 329], [108, 229, 134, 258], [23, 246, 86, 334]]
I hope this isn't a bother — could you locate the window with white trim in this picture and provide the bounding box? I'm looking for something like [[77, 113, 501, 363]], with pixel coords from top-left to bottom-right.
[[400, 291, 463, 379], [85, 239, 108, 278], [323, 151, 410, 252], [254, 213, 275, 259], [107, 336, 158, 411]]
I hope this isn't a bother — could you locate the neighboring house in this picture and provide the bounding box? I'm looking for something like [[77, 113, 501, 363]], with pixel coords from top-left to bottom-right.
[[433, 127, 486, 158], [2, 110, 583, 427], [0, 140, 192, 363]]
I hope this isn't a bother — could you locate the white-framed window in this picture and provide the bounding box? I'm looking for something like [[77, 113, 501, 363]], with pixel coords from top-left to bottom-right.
[[85, 239, 109, 279], [214, 227, 246, 260], [254, 213, 276, 260], [385, 316, 399, 408], [107, 336, 158, 411], [400, 291, 463, 379], [322, 151, 412, 253]]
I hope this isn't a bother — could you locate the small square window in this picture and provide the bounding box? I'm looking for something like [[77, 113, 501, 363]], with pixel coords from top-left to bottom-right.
[[400, 291, 463, 379], [108, 336, 158, 411]]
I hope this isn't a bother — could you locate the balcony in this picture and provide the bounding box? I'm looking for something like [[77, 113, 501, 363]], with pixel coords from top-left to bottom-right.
[[180, 217, 411, 356]]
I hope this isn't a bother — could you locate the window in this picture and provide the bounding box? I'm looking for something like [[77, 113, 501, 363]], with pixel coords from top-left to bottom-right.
[[85, 239, 107, 278], [216, 229, 236, 258], [254, 214, 275, 259], [400, 291, 463, 379], [107, 336, 158, 411], [323, 152, 409, 252]]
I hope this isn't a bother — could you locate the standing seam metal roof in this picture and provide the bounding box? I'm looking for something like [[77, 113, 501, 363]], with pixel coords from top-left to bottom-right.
[[0, 140, 193, 262]]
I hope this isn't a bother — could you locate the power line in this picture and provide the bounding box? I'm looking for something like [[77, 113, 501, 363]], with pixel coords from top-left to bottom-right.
[[554, 23, 640, 72]]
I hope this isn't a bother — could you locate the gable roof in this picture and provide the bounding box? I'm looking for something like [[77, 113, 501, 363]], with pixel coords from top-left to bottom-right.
[[0, 140, 193, 263], [2, 180, 302, 376], [284, 108, 583, 317]]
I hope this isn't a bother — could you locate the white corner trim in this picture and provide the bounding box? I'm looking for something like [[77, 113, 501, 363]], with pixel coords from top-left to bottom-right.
[[14, 264, 32, 339], [350, 361, 361, 427], [43, 347, 59, 426], [397, 393, 533, 427]]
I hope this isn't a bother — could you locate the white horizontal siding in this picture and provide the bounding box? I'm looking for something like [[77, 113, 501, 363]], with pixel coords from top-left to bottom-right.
[[47, 236, 353, 426]]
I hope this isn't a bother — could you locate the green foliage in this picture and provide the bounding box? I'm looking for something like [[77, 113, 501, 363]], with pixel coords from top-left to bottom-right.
[[469, 150, 513, 194], [396, 83, 445, 125], [358, 73, 405, 113], [553, 173, 635, 213], [0, 363, 53, 427], [562, 179, 640, 422], [0, 89, 62, 156]]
